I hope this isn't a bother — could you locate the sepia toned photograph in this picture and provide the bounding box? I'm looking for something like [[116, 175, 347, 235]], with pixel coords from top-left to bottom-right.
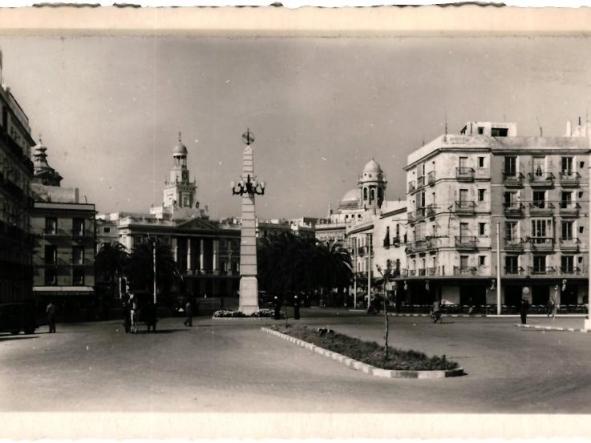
[[0, 5, 591, 440]]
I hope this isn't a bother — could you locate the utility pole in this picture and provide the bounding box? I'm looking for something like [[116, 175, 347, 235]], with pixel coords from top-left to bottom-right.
[[153, 238, 157, 305], [496, 221, 502, 315], [586, 161, 591, 330], [367, 233, 372, 309], [353, 236, 357, 309]]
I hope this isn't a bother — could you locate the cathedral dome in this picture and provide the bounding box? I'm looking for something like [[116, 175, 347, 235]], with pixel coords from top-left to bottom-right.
[[359, 158, 384, 182], [338, 188, 360, 210], [173, 132, 188, 156]]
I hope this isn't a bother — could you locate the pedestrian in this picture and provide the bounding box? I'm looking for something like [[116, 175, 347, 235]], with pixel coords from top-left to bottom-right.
[[548, 286, 558, 320], [520, 287, 530, 324], [46, 301, 56, 333], [293, 295, 300, 320], [123, 300, 131, 333], [145, 302, 157, 333], [130, 300, 138, 334], [273, 296, 281, 320], [431, 298, 441, 323], [184, 299, 193, 327]]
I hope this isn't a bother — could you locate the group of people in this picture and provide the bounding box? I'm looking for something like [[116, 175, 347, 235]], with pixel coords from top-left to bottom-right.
[[272, 295, 301, 320], [122, 295, 158, 333]]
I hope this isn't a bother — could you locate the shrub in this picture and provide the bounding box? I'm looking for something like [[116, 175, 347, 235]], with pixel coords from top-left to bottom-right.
[[213, 309, 278, 318], [273, 325, 459, 371]]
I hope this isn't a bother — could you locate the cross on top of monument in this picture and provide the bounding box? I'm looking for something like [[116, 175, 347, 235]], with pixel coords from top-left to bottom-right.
[[242, 128, 255, 146]]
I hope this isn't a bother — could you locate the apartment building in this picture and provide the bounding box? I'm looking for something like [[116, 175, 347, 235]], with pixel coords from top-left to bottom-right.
[[0, 52, 36, 303], [401, 120, 590, 310]]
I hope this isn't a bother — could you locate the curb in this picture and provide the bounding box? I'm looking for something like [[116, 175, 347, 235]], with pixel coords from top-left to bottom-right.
[[261, 327, 465, 379], [515, 324, 590, 334], [388, 313, 486, 318]]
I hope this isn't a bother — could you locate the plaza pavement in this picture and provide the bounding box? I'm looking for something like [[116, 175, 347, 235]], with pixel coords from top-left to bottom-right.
[[1, 308, 591, 416]]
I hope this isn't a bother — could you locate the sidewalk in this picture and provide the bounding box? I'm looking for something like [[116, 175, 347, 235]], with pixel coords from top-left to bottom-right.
[[514, 316, 590, 333]]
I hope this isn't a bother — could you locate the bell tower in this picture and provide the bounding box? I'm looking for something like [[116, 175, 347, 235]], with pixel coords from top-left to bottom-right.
[[358, 158, 387, 210], [163, 132, 197, 209]]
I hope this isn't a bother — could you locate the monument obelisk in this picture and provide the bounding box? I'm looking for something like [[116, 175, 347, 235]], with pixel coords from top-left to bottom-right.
[[232, 129, 265, 314]]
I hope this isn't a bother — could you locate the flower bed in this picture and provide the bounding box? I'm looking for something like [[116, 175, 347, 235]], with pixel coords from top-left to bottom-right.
[[272, 325, 459, 371], [213, 308, 277, 318]]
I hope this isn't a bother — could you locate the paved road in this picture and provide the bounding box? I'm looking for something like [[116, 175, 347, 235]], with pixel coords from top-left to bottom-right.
[[1, 309, 590, 414]]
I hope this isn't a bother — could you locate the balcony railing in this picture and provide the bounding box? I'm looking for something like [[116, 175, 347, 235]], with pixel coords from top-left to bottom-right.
[[426, 204, 436, 218], [529, 237, 554, 251], [415, 207, 426, 222], [503, 172, 524, 187], [559, 171, 580, 187], [504, 266, 525, 276], [559, 202, 580, 217], [456, 167, 475, 181], [504, 238, 524, 252], [528, 171, 554, 187], [417, 175, 425, 188], [529, 202, 554, 216], [528, 266, 557, 276], [407, 211, 415, 224], [455, 236, 478, 250], [418, 268, 426, 276], [559, 237, 580, 252], [454, 200, 476, 215], [427, 171, 436, 186], [408, 180, 416, 193], [453, 266, 478, 276], [427, 267, 436, 276], [560, 266, 585, 275], [503, 203, 524, 217]]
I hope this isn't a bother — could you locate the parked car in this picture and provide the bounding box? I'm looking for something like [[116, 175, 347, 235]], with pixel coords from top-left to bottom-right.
[[0, 303, 38, 335]]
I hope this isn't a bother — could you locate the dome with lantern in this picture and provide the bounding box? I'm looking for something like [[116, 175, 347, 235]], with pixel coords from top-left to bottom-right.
[[32, 137, 63, 186], [338, 188, 360, 210], [173, 132, 188, 156], [359, 158, 384, 183]]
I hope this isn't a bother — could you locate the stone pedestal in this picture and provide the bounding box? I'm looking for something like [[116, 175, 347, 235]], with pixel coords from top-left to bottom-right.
[[238, 144, 260, 314]]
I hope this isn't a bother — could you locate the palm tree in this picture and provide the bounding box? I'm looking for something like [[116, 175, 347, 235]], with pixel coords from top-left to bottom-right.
[[95, 242, 129, 300]]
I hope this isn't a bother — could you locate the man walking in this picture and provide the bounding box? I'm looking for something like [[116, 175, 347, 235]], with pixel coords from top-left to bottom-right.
[[183, 299, 193, 327], [520, 287, 530, 325], [46, 301, 56, 333]]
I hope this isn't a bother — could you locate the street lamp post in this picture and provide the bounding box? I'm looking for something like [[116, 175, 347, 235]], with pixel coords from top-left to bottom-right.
[[152, 238, 157, 305], [231, 129, 265, 315], [586, 161, 591, 330]]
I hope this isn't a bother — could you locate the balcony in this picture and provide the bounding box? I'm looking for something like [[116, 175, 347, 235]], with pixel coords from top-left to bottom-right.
[[559, 171, 580, 188], [453, 266, 478, 276], [528, 266, 557, 276], [529, 237, 554, 252], [427, 267, 437, 276], [407, 211, 415, 224], [417, 175, 425, 189], [454, 200, 476, 216], [413, 239, 428, 253], [418, 268, 426, 276], [455, 236, 478, 250], [503, 203, 524, 218], [529, 202, 554, 217], [408, 180, 416, 193], [561, 266, 585, 276], [559, 201, 580, 218], [427, 171, 436, 186], [504, 238, 524, 252], [415, 207, 426, 222], [528, 171, 554, 188], [559, 237, 580, 252], [503, 172, 524, 188], [456, 167, 475, 182], [504, 266, 525, 276]]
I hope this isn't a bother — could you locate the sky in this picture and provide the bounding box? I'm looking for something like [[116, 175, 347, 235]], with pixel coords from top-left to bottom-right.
[[0, 35, 590, 219]]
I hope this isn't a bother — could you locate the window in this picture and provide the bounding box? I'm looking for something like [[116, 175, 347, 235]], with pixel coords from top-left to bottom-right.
[[72, 247, 84, 265], [103, 227, 111, 233], [533, 256, 547, 273], [505, 256, 518, 274], [73, 218, 84, 237], [478, 157, 485, 168], [561, 191, 573, 208], [533, 157, 545, 176], [477, 127, 484, 135], [580, 226, 585, 235], [478, 255, 486, 266], [45, 217, 57, 234], [562, 221, 573, 240], [504, 157, 517, 177], [459, 189, 469, 203], [478, 189, 486, 201], [460, 255, 469, 270], [73, 268, 85, 286], [491, 127, 508, 137], [561, 157, 574, 174], [531, 219, 551, 242], [504, 191, 518, 208], [533, 191, 546, 208], [505, 221, 518, 241], [561, 255, 574, 273], [459, 222, 469, 238], [45, 268, 57, 286], [44, 245, 57, 265], [479, 223, 486, 236]]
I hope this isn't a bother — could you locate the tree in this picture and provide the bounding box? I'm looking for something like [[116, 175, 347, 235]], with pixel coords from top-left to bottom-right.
[[95, 242, 129, 301], [125, 241, 180, 306]]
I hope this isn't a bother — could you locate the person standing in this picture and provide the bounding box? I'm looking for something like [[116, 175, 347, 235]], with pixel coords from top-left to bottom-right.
[[183, 299, 193, 327], [273, 296, 281, 320], [293, 295, 301, 320], [548, 286, 558, 320], [46, 301, 56, 333], [520, 287, 530, 325]]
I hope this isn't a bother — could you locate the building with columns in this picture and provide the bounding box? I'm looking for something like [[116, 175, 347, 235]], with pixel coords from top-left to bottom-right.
[[99, 135, 240, 300]]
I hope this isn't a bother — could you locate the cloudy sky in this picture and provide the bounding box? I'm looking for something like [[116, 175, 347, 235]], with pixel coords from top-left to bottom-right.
[[0, 35, 590, 219]]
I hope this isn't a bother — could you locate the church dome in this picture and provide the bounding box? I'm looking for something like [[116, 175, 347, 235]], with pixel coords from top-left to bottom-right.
[[32, 137, 62, 186], [173, 132, 188, 156], [359, 158, 385, 182], [338, 188, 360, 210]]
